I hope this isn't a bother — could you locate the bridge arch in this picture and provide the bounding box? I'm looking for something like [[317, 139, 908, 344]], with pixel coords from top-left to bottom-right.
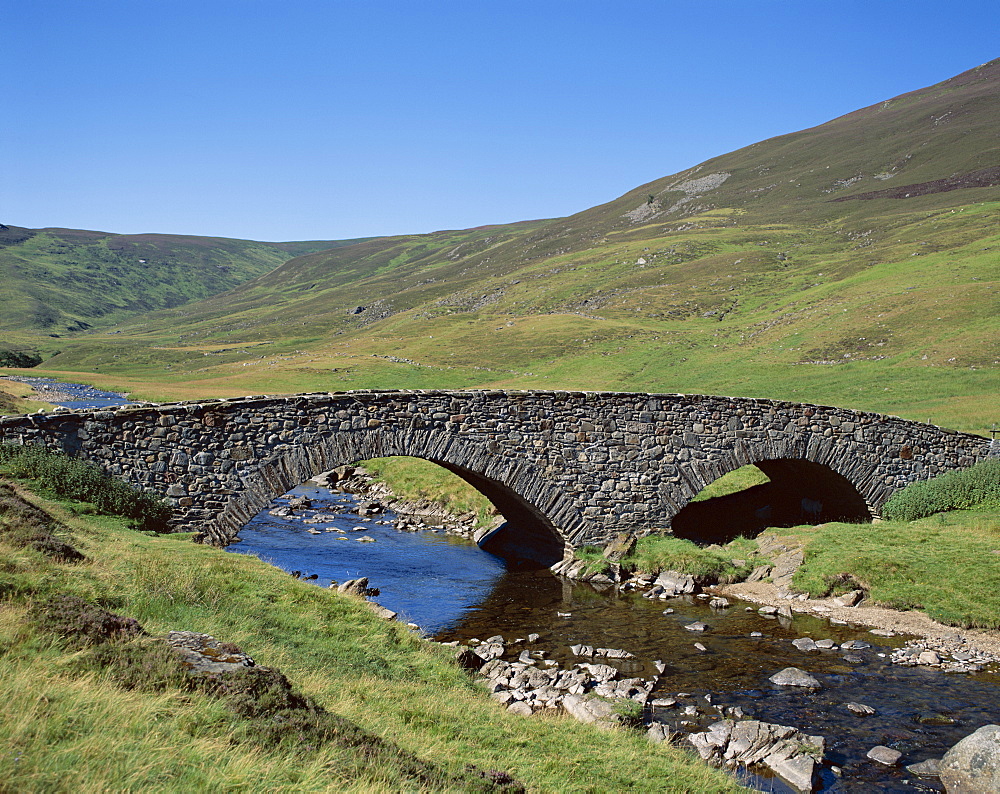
[[668, 437, 877, 544], [211, 428, 574, 564]]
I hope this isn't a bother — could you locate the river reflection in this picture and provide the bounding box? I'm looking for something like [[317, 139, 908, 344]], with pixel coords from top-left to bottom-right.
[[231, 485, 1000, 792]]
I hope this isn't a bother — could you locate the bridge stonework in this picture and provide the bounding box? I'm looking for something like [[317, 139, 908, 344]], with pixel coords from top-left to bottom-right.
[[0, 390, 991, 556]]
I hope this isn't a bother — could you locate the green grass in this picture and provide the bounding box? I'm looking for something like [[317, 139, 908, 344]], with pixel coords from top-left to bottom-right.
[[788, 509, 1000, 628], [625, 535, 760, 583], [690, 465, 769, 502], [0, 477, 740, 792], [577, 535, 760, 583], [360, 456, 498, 528]]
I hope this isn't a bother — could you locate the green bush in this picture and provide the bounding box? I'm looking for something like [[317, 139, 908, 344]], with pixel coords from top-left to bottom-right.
[[882, 458, 1000, 521], [0, 443, 171, 532]]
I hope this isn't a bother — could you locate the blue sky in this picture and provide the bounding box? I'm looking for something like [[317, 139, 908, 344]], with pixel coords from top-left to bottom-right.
[[3, 1, 997, 241]]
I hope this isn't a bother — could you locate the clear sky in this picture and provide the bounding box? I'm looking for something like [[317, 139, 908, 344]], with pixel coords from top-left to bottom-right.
[[3, 1, 997, 242]]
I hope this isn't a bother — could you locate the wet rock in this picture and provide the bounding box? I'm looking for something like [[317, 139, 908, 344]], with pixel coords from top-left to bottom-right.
[[939, 724, 1000, 792], [792, 638, 819, 652], [684, 622, 709, 632], [841, 640, 870, 650], [758, 606, 778, 616], [815, 639, 836, 649], [845, 702, 876, 716], [906, 758, 941, 777], [867, 745, 902, 766], [916, 713, 957, 726], [689, 719, 823, 792], [709, 596, 730, 609], [694, 642, 707, 653], [769, 667, 821, 688], [655, 570, 697, 596], [595, 647, 635, 659]]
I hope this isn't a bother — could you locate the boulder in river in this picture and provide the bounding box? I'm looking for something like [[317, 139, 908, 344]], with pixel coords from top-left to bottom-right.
[[688, 719, 824, 792], [939, 723, 1000, 792], [769, 667, 821, 688], [655, 570, 697, 596]]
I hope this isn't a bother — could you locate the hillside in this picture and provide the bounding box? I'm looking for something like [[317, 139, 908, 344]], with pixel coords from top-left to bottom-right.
[[0, 224, 363, 353], [11, 59, 1000, 433]]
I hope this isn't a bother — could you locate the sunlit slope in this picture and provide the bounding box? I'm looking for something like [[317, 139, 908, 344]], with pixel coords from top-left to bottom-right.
[[30, 59, 1000, 433], [0, 224, 358, 344]]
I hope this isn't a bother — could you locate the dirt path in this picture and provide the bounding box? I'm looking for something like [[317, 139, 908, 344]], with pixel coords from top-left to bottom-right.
[[718, 580, 1000, 657]]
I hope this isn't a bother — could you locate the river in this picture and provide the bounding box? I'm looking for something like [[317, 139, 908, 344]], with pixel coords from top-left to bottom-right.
[[231, 484, 1000, 793]]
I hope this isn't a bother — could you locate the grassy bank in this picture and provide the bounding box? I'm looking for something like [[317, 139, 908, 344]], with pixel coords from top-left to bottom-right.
[[589, 459, 1000, 630], [787, 508, 1000, 628], [0, 471, 739, 791], [0, 378, 51, 415], [361, 456, 498, 528]]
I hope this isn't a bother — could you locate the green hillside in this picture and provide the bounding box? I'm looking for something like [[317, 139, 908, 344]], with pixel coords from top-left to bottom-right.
[[10, 59, 1000, 434], [0, 224, 363, 352]]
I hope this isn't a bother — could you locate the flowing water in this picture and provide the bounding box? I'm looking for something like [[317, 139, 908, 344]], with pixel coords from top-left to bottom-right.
[[5, 376, 131, 410], [231, 485, 1000, 793]]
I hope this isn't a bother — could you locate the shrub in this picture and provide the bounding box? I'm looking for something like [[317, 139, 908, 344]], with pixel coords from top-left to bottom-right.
[[0, 482, 86, 561], [882, 458, 1000, 521], [33, 594, 144, 648], [0, 350, 42, 368], [0, 444, 171, 532]]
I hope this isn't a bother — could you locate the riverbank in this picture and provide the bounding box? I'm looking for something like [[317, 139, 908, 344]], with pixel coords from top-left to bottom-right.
[[0, 377, 53, 415], [0, 375, 131, 409], [719, 579, 1000, 662], [0, 476, 739, 792]]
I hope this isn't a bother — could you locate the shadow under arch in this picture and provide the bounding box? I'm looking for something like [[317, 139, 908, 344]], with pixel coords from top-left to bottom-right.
[[671, 457, 873, 546], [207, 428, 573, 566]]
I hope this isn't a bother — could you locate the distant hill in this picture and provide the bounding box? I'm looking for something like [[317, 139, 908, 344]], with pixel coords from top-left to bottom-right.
[[14, 59, 1000, 432], [0, 224, 364, 349]]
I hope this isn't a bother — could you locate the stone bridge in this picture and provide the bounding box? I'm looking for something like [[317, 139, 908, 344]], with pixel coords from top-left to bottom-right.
[[0, 390, 991, 563]]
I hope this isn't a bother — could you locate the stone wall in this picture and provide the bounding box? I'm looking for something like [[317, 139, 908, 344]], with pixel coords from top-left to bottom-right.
[[0, 390, 991, 552]]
